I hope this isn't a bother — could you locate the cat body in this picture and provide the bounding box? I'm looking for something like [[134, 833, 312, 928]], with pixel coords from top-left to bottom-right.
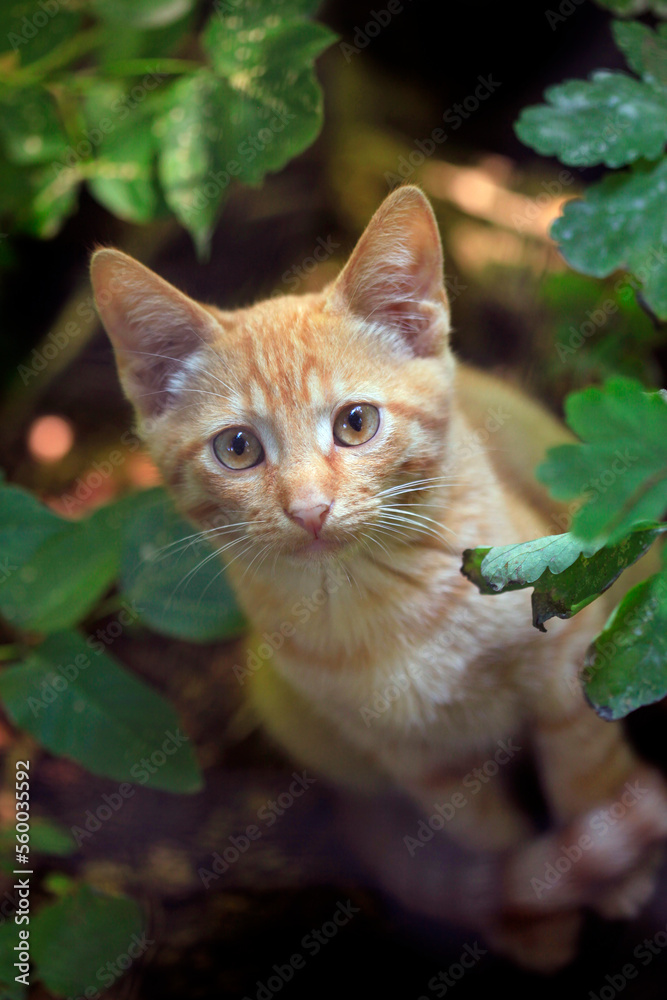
[[91, 186, 667, 969]]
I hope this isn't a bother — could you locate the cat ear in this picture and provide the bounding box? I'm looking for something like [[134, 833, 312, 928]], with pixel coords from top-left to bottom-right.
[[90, 248, 220, 417], [327, 186, 450, 357]]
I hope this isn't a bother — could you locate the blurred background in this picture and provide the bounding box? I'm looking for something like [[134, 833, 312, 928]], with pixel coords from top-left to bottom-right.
[[2, 0, 667, 997]]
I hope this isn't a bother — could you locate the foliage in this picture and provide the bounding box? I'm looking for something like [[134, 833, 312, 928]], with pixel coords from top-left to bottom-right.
[[0, 481, 244, 789], [0, 883, 145, 998], [516, 19, 667, 318], [0, 0, 335, 255], [462, 520, 666, 631], [464, 376, 667, 720]]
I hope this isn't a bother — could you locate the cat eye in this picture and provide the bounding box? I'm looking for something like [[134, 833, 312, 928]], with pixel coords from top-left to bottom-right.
[[212, 428, 264, 470], [333, 404, 380, 447]]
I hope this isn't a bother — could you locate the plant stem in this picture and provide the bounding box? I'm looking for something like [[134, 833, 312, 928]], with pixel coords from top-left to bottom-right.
[[0, 28, 103, 87]]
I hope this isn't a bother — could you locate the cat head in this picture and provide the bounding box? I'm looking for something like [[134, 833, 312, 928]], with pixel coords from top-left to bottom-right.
[[91, 186, 455, 565]]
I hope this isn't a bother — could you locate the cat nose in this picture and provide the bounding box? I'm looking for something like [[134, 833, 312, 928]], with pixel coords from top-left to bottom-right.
[[286, 503, 331, 539]]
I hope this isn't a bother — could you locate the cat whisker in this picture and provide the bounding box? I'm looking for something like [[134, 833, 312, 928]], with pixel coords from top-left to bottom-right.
[[170, 533, 248, 598], [122, 349, 236, 396], [380, 506, 458, 539], [376, 514, 455, 550]]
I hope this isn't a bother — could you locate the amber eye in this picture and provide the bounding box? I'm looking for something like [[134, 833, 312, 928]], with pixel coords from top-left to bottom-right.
[[212, 428, 264, 470], [333, 404, 380, 447]]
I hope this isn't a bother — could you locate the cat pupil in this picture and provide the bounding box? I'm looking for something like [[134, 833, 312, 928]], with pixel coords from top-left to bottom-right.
[[231, 433, 246, 455], [349, 407, 363, 432]]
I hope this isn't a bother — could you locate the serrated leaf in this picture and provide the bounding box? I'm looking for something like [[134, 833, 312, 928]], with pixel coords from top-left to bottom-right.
[[0, 89, 69, 165], [583, 570, 667, 719], [31, 885, 144, 996], [120, 489, 246, 642], [515, 72, 667, 168], [538, 378, 667, 543], [613, 20, 667, 87], [461, 524, 664, 631], [0, 485, 119, 633], [156, 0, 335, 254], [551, 157, 667, 319], [0, 630, 203, 792]]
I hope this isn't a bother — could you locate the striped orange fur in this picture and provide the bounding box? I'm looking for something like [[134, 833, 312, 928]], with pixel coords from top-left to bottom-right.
[[91, 186, 667, 970]]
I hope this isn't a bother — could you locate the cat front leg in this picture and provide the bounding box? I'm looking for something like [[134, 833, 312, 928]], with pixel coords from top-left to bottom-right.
[[531, 682, 667, 918]]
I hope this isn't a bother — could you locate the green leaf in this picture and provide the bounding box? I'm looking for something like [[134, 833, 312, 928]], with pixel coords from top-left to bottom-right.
[[0, 2, 82, 66], [613, 20, 667, 87], [156, 0, 336, 254], [31, 885, 144, 996], [88, 129, 159, 224], [538, 378, 667, 543], [0, 630, 203, 792], [92, 0, 196, 29], [0, 485, 118, 633], [583, 570, 667, 718], [515, 72, 667, 168], [461, 523, 664, 631], [120, 489, 246, 642], [551, 157, 667, 320], [0, 89, 69, 165]]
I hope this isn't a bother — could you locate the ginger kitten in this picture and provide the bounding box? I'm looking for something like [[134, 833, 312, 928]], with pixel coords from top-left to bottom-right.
[[91, 186, 667, 969]]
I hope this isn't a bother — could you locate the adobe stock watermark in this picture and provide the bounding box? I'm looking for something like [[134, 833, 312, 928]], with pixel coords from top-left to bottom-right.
[[240, 899, 359, 1000], [384, 75, 502, 188], [556, 244, 667, 364], [340, 0, 408, 61], [279, 235, 340, 293], [27, 599, 142, 716], [548, 446, 639, 535], [359, 609, 476, 727], [530, 780, 650, 899], [198, 771, 317, 887], [589, 919, 667, 1000], [70, 728, 192, 846], [181, 109, 296, 225], [545, 0, 586, 30], [404, 739, 522, 856], [417, 941, 487, 999], [233, 563, 349, 685], [571, 575, 667, 697], [65, 931, 154, 1000], [8, 0, 72, 51], [511, 169, 575, 233], [51, 73, 164, 176]]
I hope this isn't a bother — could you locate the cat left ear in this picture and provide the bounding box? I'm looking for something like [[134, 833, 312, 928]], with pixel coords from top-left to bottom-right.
[[326, 185, 450, 357], [90, 248, 220, 416]]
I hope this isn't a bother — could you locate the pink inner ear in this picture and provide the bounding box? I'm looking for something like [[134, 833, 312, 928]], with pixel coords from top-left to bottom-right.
[[328, 187, 450, 356], [91, 248, 220, 416]]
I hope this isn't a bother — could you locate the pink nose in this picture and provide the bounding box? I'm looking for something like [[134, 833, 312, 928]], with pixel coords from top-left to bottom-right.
[[287, 503, 331, 539]]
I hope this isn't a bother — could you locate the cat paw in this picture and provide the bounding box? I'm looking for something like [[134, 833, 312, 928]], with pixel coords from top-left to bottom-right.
[[484, 909, 582, 973], [593, 846, 663, 920]]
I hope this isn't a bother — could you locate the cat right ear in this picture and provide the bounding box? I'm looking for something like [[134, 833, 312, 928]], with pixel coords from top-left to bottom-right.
[[326, 185, 451, 358], [90, 248, 220, 417]]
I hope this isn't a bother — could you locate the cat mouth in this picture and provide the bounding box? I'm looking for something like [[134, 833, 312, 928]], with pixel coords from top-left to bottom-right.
[[291, 537, 345, 559]]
